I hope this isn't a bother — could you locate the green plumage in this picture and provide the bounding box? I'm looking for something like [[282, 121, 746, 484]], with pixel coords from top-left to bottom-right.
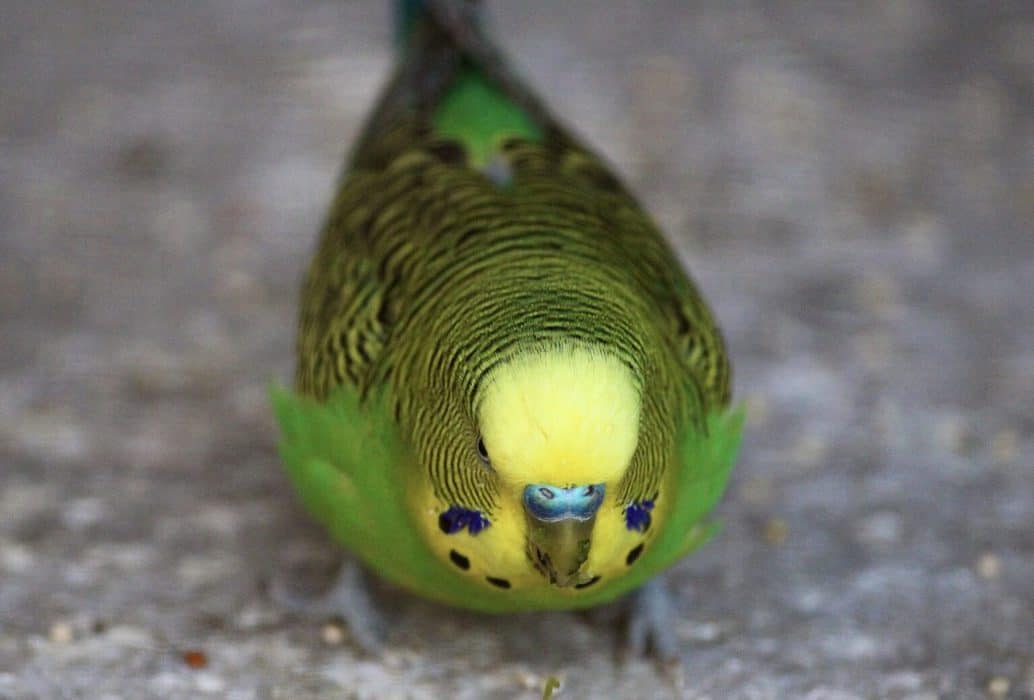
[[432, 67, 542, 166], [273, 0, 742, 619], [273, 384, 742, 611]]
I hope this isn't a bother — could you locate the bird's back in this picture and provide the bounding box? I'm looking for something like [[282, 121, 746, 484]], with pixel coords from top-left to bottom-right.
[[296, 1, 729, 420]]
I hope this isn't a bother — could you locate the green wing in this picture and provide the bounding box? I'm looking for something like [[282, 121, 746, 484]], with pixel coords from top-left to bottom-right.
[[646, 407, 746, 567], [272, 382, 464, 597]]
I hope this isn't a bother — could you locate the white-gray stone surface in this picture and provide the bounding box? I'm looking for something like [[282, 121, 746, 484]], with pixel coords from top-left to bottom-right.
[[1, 2, 1031, 698]]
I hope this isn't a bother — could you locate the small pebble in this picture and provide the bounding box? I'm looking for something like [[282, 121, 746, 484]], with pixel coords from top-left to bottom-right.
[[182, 649, 208, 669], [976, 553, 1001, 580], [987, 676, 1010, 697], [763, 518, 788, 545], [48, 621, 74, 645], [321, 621, 345, 646]]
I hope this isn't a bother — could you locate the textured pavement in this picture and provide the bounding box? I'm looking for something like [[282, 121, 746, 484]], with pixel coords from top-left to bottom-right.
[[1, 2, 1032, 698]]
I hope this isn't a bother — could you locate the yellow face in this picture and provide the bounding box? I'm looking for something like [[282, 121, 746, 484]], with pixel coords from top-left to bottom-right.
[[412, 345, 653, 593]]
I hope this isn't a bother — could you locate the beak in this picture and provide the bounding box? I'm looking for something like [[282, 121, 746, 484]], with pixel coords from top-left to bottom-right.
[[523, 483, 605, 587]]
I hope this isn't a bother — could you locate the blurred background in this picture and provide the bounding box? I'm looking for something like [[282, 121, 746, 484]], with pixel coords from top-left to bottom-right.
[[1, 1, 1031, 698]]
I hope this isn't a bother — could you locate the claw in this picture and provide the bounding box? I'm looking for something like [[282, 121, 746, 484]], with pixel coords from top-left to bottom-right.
[[271, 560, 387, 654], [625, 577, 680, 663]]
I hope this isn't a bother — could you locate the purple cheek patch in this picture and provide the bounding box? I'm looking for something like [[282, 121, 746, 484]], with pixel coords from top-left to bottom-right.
[[624, 499, 654, 532], [438, 506, 491, 535]]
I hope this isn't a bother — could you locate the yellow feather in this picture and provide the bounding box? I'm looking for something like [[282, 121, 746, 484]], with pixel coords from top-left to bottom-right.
[[478, 344, 641, 488]]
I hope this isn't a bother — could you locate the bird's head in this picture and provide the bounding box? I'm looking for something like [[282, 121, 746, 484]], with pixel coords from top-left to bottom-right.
[[416, 344, 652, 595]]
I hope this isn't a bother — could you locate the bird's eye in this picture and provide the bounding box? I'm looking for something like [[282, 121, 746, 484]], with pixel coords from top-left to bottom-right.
[[476, 436, 490, 464]]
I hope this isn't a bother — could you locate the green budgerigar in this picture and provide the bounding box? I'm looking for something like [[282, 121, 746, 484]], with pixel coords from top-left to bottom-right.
[[272, 0, 744, 659]]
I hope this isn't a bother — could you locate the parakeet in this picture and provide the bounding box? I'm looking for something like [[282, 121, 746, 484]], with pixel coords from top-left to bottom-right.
[[271, 0, 744, 659]]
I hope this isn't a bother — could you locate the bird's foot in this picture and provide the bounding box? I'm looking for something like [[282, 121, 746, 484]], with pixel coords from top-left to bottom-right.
[[583, 576, 681, 664], [271, 560, 387, 654], [625, 577, 679, 663]]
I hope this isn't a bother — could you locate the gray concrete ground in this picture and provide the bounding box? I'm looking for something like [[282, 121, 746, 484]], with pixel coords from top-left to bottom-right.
[[1, 2, 1032, 698]]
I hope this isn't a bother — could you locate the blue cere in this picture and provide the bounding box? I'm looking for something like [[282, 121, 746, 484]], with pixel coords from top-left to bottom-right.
[[624, 499, 654, 532], [523, 483, 605, 522], [438, 506, 491, 535]]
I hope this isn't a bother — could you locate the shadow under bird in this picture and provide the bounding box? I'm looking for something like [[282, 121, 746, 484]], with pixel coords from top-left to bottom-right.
[[271, 0, 744, 660]]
